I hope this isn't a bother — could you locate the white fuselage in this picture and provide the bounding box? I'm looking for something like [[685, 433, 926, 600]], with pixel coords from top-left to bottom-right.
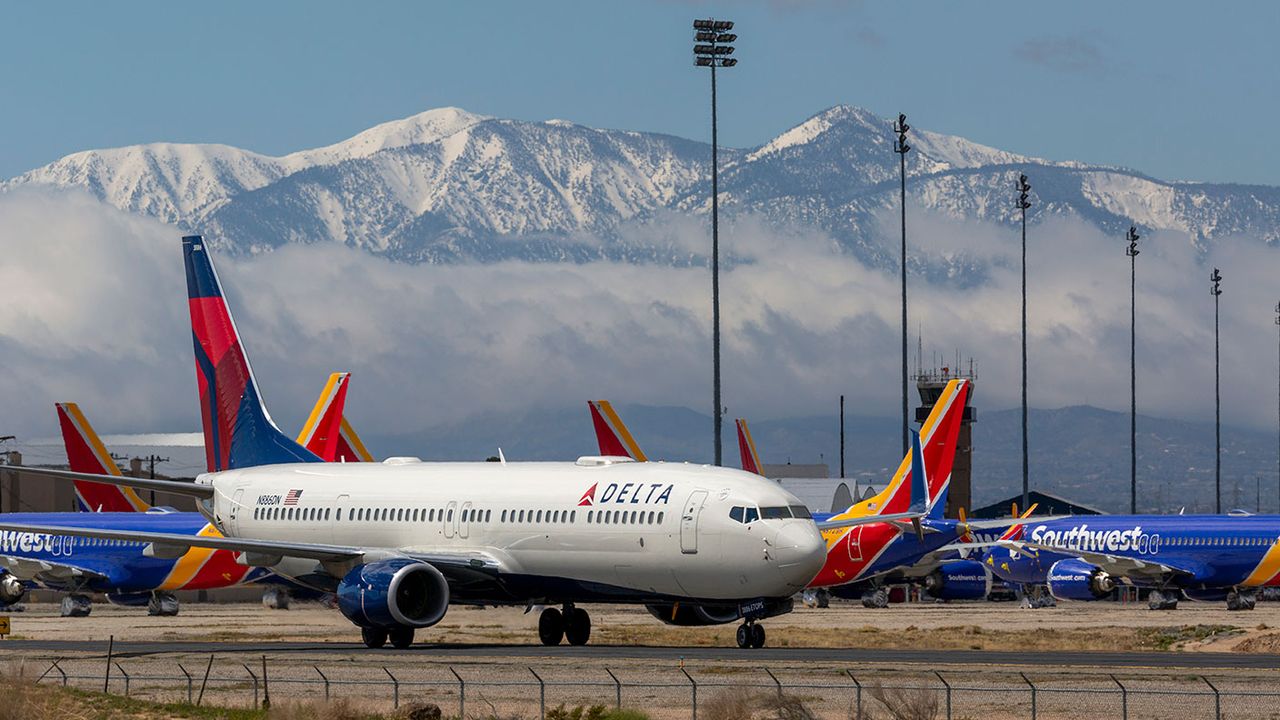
[[200, 458, 826, 603]]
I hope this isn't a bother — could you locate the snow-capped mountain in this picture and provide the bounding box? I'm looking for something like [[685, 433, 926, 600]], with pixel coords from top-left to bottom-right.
[[6, 105, 1279, 264]]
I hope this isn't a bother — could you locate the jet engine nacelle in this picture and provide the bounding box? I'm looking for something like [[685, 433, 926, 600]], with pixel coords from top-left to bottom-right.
[[1046, 558, 1115, 601], [0, 572, 25, 604], [645, 602, 740, 626], [923, 560, 992, 600], [336, 559, 449, 629]]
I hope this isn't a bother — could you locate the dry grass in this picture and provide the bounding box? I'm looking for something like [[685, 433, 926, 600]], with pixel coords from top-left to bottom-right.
[[700, 686, 817, 720], [867, 683, 941, 720]]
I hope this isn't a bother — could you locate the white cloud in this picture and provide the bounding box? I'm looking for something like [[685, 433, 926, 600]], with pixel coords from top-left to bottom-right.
[[0, 188, 1275, 451]]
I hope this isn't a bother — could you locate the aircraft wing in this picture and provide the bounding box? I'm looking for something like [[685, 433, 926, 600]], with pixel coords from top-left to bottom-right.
[[0, 554, 107, 588], [816, 511, 919, 532], [0, 521, 506, 578], [3, 467, 211, 499], [1010, 540, 1198, 580]]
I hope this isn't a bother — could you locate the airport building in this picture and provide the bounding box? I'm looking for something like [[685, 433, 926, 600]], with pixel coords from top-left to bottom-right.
[[914, 365, 976, 518]]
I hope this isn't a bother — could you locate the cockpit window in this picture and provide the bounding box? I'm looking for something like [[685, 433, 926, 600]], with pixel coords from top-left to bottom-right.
[[743, 507, 760, 523], [789, 505, 812, 519], [760, 506, 791, 520], [729, 506, 745, 523]]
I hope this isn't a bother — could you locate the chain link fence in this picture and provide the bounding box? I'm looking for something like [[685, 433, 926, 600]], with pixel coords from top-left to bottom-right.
[[21, 652, 1280, 719]]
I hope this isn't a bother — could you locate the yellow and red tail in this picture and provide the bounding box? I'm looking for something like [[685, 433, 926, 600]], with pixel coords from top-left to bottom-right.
[[55, 402, 150, 512], [736, 418, 763, 475], [296, 373, 352, 462], [588, 401, 647, 461]]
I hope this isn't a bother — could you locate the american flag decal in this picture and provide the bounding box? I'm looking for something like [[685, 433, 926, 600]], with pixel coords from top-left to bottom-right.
[[284, 489, 303, 506]]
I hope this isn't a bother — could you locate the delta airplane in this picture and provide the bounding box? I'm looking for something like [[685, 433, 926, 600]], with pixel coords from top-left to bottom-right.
[[1, 235, 913, 650], [589, 384, 1004, 607], [983, 512, 1280, 610], [0, 376, 361, 617]]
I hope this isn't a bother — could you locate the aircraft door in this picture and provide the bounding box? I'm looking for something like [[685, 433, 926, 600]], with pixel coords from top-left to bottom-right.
[[680, 490, 708, 554], [333, 494, 350, 534], [846, 526, 866, 563], [227, 489, 245, 535], [444, 501, 458, 539], [459, 501, 473, 539]]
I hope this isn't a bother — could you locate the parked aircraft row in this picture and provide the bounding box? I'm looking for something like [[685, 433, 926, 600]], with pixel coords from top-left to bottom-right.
[[4, 234, 1280, 652]]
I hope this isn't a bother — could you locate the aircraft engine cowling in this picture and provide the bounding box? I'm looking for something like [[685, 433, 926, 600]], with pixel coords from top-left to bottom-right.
[[336, 559, 449, 629], [0, 572, 24, 604], [645, 602, 740, 626], [923, 560, 992, 600], [1046, 558, 1115, 601]]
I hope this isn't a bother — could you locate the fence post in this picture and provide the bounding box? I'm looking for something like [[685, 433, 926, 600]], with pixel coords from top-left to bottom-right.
[[104, 635, 114, 693], [529, 667, 546, 720], [114, 663, 130, 697], [383, 666, 400, 709], [242, 663, 259, 709], [605, 667, 622, 709], [315, 666, 331, 702], [1020, 672, 1036, 720], [197, 654, 213, 706], [1201, 676, 1221, 720], [681, 667, 697, 720], [36, 658, 66, 687], [764, 668, 782, 697], [1110, 674, 1127, 720], [845, 670, 862, 720], [934, 671, 952, 720], [261, 656, 270, 710], [449, 666, 465, 719], [179, 663, 193, 704]]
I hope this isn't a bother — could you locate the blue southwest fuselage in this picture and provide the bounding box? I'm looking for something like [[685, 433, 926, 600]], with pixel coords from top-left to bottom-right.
[[983, 515, 1280, 591], [0, 510, 265, 595]]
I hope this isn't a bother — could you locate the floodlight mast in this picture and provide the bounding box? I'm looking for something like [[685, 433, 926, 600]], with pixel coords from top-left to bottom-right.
[[693, 17, 736, 466], [1125, 226, 1140, 514], [1017, 174, 1032, 513], [1275, 302, 1279, 512], [1212, 268, 1223, 513], [893, 113, 911, 457]]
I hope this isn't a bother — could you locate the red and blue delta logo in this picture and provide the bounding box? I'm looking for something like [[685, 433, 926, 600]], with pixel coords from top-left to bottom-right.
[[578, 483, 597, 506], [577, 482, 673, 507]]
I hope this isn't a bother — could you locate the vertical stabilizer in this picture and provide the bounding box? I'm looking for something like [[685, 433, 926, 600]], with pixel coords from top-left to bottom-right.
[[588, 401, 647, 461], [296, 373, 351, 462], [56, 402, 150, 512], [183, 236, 321, 471], [736, 418, 763, 475]]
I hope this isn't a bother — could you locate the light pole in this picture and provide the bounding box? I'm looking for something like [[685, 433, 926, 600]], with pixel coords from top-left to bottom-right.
[[1275, 302, 1279, 512], [1017, 174, 1032, 512], [1126, 226, 1140, 514], [1211, 268, 1223, 513], [693, 18, 736, 466], [893, 113, 911, 456]]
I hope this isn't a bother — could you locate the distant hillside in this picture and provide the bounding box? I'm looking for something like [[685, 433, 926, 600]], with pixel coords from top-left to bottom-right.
[[364, 403, 1279, 514]]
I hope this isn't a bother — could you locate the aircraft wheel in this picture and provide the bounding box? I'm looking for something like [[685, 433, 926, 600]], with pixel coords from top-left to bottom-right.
[[389, 626, 415, 649], [861, 588, 889, 609], [361, 627, 388, 649], [749, 624, 766, 649], [61, 594, 92, 617], [262, 588, 291, 610], [538, 607, 564, 646], [564, 607, 591, 646], [816, 589, 830, 609], [735, 623, 750, 649], [147, 592, 180, 616], [1227, 590, 1256, 611], [1148, 589, 1179, 611]]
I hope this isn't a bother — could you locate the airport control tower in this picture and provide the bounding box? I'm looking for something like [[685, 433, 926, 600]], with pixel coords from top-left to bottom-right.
[[914, 360, 976, 518]]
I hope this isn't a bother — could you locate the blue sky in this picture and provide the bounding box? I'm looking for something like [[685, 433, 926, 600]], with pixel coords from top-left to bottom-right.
[[2, 1, 1278, 184]]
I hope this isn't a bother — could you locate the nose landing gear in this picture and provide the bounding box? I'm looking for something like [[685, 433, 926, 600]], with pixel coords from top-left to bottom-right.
[[735, 620, 766, 649]]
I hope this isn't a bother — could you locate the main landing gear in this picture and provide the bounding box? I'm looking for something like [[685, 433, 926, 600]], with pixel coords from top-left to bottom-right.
[[360, 626, 416, 649], [60, 594, 92, 617], [735, 620, 766, 649], [148, 591, 179, 617], [538, 605, 592, 646], [1147, 589, 1179, 611], [1227, 589, 1257, 611], [860, 587, 889, 609]]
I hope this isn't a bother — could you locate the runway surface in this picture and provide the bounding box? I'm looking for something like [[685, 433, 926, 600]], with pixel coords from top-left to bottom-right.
[[4, 640, 1279, 669]]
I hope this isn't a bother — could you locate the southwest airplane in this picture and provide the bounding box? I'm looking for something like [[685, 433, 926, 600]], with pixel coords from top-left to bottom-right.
[[0, 235, 910, 650], [0, 375, 360, 617], [589, 384, 1002, 607], [983, 511, 1280, 610]]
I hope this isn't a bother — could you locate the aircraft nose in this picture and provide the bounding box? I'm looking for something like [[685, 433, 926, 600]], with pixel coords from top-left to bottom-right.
[[773, 522, 826, 589]]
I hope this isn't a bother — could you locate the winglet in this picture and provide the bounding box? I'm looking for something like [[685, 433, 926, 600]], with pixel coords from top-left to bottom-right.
[[736, 419, 763, 475], [55, 402, 150, 512], [296, 373, 351, 462], [183, 235, 321, 471], [588, 401, 647, 461]]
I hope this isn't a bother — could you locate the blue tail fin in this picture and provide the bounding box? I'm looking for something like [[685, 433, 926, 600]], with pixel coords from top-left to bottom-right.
[[183, 235, 321, 471], [908, 429, 928, 516]]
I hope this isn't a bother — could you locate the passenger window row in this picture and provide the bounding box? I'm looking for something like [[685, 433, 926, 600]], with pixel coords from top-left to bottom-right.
[[250, 502, 671, 528], [1165, 536, 1278, 547], [585, 509, 663, 525]]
